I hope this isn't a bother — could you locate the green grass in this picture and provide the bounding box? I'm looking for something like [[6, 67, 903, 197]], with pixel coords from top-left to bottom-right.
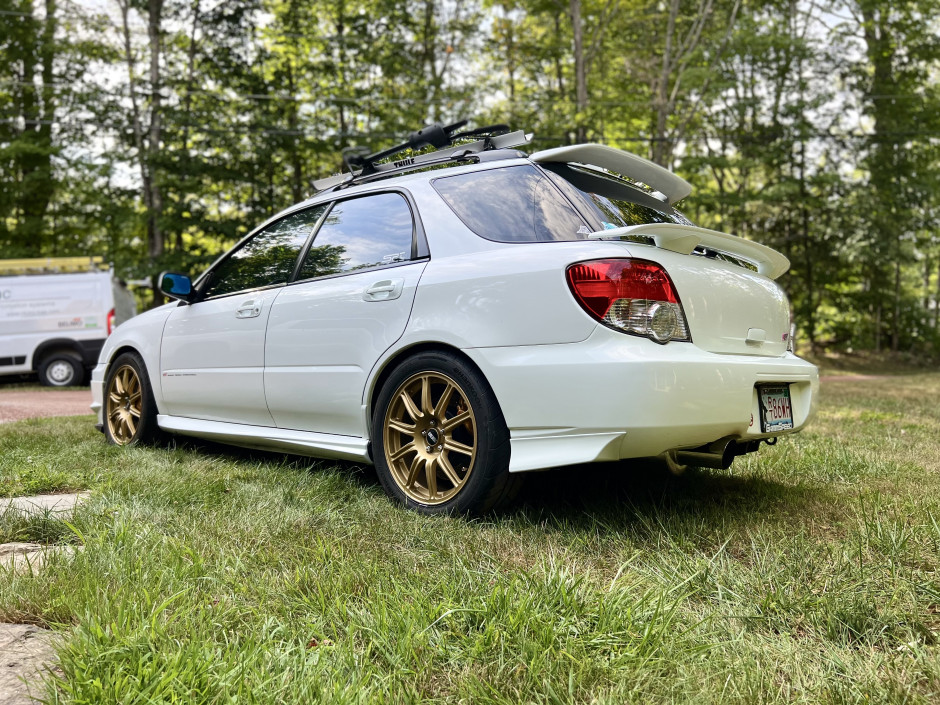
[[2, 374, 940, 703]]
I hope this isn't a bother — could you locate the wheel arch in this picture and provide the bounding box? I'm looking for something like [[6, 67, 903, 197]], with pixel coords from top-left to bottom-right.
[[104, 344, 167, 414], [366, 341, 502, 439], [106, 344, 144, 367], [32, 338, 84, 370]]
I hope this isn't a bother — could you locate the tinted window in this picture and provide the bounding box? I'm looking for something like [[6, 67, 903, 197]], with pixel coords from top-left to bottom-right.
[[432, 165, 588, 242], [297, 193, 414, 280], [541, 163, 691, 231], [204, 206, 326, 298]]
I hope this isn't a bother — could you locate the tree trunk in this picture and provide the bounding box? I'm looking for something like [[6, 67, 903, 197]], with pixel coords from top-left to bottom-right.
[[860, 3, 902, 353], [14, 0, 57, 255], [177, 0, 201, 252], [146, 0, 164, 268], [570, 0, 587, 142], [935, 259, 940, 334], [286, 61, 303, 202]]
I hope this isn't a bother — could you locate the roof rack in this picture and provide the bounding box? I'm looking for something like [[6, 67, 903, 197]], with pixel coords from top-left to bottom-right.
[[312, 121, 532, 193], [0, 256, 106, 275]]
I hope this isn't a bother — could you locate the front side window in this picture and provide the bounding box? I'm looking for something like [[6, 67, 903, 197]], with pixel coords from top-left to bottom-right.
[[203, 206, 327, 298], [432, 165, 588, 243], [297, 192, 415, 281]]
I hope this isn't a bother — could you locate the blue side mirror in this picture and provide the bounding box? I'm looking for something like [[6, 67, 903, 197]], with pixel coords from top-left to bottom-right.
[[159, 272, 194, 302]]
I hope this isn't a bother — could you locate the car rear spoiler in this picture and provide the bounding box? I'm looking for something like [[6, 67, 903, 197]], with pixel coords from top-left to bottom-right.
[[529, 143, 692, 205], [588, 223, 790, 279]]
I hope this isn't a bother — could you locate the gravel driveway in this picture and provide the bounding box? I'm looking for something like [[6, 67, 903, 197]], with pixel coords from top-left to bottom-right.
[[0, 389, 93, 424]]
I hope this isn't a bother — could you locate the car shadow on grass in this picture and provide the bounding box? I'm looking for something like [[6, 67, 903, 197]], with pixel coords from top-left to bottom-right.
[[511, 459, 827, 531], [165, 435, 825, 535]]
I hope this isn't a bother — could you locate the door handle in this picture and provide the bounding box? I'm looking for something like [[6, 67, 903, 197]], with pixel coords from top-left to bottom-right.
[[363, 278, 404, 302], [235, 300, 262, 318]]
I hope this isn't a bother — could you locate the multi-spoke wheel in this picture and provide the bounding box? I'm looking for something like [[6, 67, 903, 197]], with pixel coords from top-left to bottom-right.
[[383, 371, 477, 505], [103, 352, 160, 446], [373, 351, 516, 514]]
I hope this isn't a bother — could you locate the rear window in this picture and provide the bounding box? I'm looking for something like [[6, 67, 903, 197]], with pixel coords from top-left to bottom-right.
[[432, 163, 690, 244], [432, 165, 588, 242], [541, 163, 692, 231]]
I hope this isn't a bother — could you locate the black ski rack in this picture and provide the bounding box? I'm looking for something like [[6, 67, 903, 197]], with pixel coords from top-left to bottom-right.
[[312, 121, 532, 193]]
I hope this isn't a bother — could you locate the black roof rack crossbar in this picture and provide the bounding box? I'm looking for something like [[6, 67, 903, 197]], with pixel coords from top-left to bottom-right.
[[345, 120, 469, 173], [313, 125, 532, 193]]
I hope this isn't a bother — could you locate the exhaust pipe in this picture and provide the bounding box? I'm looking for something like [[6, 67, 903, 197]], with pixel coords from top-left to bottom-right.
[[673, 438, 762, 470]]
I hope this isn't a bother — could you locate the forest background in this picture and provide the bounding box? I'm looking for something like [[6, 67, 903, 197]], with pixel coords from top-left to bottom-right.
[[1, 0, 938, 355]]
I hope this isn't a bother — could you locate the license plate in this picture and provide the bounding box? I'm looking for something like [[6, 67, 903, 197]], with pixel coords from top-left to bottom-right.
[[757, 384, 793, 433]]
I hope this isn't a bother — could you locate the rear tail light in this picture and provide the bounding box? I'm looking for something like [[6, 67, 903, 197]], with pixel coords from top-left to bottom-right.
[[566, 258, 690, 344], [107, 308, 115, 335]]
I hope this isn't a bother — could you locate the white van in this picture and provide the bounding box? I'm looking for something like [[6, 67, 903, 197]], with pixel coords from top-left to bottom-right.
[[0, 257, 136, 386]]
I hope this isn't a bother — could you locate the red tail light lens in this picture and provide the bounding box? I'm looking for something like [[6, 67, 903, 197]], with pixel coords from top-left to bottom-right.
[[566, 259, 690, 344], [107, 308, 115, 335]]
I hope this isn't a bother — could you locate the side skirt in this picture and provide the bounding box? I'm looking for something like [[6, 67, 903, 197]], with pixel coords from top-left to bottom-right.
[[157, 415, 372, 464]]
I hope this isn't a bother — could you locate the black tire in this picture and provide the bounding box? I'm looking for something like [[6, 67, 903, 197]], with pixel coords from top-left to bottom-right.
[[103, 352, 161, 446], [38, 353, 83, 387], [372, 351, 514, 515]]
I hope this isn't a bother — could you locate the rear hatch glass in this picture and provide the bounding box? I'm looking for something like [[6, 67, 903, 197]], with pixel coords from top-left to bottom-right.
[[539, 162, 692, 233]]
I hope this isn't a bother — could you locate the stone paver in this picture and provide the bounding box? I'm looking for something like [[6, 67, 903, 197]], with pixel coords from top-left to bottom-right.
[[0, 493, 89, 518], [0, 624, 59, 705], [0, 390, 92, 425], [0, 543, 79, 575]]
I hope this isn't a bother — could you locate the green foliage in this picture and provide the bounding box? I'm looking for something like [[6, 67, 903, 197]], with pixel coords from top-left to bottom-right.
[[0, 0, 937, 351]]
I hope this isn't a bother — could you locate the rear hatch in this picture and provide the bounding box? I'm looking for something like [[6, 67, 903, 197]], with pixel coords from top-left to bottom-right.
[[659, 250, 791, 357]]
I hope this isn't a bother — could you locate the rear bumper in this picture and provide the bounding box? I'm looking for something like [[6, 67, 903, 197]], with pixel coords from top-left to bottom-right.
[[464, 327, 818, 472]]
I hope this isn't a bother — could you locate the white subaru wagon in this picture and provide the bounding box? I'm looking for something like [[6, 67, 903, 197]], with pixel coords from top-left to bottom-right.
[[91, 123, 818, 514]]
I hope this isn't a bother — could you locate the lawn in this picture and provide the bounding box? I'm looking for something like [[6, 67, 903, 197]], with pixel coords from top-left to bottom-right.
[[2, 373, 940, 703]]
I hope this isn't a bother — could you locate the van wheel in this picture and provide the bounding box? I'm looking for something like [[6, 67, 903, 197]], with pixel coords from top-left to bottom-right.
[[103, 352, 160, 446], [38, 353, 83, 387], [372, 351, 514, 515]]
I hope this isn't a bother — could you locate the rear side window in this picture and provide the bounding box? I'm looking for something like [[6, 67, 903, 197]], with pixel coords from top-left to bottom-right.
[[297, 192, 415, 281], [432, 165, 588, 243], [204, 206, 326, 298]]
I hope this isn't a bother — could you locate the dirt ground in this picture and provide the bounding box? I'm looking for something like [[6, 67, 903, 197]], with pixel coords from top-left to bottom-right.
[[0, 390, 93, 424]]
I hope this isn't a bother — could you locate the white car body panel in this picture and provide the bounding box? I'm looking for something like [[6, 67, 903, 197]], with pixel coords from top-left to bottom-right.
[[463, 326, 817, 472], [90, 144, 820, 479], [264, 261, 427, 435], [403, 248, 597, 349], [161, 289, 279, 426]]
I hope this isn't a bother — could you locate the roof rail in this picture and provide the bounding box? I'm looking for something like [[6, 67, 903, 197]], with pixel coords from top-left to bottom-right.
[[0, 256, 106, 275], [312, 122, 532, 193]]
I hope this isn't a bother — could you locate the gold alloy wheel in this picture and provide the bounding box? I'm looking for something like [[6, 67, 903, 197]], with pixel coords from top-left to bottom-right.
[[106, 364, 143, 445], [383, 371, 477, 505]]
